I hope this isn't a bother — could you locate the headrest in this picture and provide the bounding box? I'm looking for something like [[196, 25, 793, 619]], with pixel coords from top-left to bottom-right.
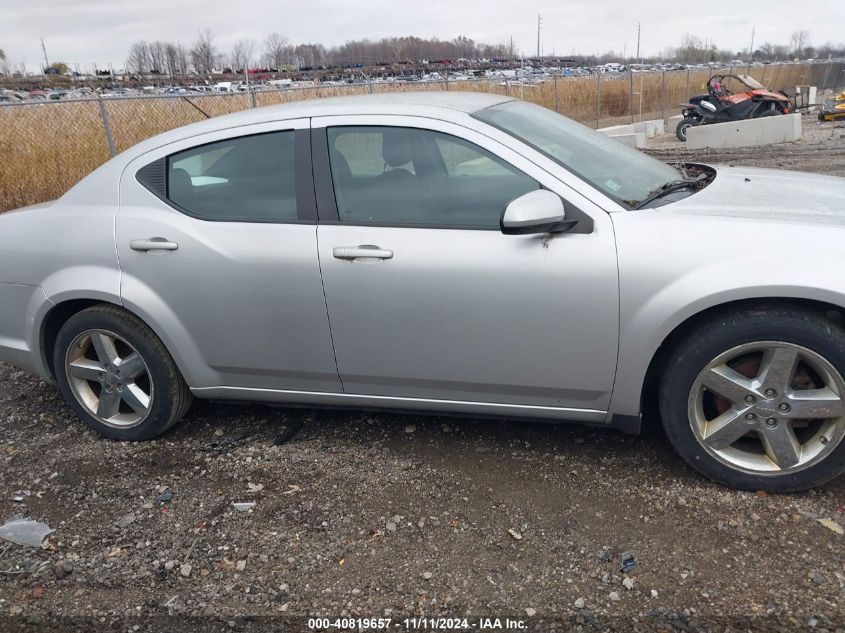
[[169, 167, 193, 195], [381, 129, 414, 168]]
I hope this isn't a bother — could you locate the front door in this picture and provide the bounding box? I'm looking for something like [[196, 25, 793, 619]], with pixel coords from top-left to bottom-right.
[[313, 116, 619, 412]]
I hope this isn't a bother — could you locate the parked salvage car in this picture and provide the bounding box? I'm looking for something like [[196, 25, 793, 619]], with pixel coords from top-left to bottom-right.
[[1, 92, 845, 492]]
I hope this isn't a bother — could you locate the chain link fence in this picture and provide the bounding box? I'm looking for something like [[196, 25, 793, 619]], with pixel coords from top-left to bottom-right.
[[1, 61, 842, 213]]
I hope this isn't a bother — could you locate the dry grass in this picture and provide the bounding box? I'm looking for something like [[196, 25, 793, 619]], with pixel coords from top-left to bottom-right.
[[0, 62, 840, 213]]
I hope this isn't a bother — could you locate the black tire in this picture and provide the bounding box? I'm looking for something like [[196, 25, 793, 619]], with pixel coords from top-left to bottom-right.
[[54, 304, 192, 441], [675, 119, 697, 142], [659, 306, 845, 492]]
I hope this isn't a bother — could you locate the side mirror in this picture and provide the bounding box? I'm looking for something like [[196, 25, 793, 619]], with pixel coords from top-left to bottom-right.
[[500, 190, 577, 235]]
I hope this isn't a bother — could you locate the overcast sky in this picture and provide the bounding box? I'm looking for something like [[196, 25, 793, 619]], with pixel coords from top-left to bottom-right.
[[2, 0, 841, 71]]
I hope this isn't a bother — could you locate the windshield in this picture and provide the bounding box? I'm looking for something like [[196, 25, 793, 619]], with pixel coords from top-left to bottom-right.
[[473, 101, 680, 206]]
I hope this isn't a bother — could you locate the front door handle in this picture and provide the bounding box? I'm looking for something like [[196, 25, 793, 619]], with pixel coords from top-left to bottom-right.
[[130, 238, 179, 252], [333, 245, 393, 260]]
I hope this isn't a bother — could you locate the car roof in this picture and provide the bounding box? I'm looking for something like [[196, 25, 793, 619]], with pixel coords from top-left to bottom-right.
[[224, 91, 515, 122], [296, 90, 516, 113], [123, 91, 516, 160]]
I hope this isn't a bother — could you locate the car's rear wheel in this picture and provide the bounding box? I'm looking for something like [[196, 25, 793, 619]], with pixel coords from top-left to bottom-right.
[[54, 305, 192, 440], [659, 307, 845, 491]]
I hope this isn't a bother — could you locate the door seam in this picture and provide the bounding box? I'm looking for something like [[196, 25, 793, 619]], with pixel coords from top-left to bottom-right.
[[309, 117, 345, 392], [314, 225, 345, 393]]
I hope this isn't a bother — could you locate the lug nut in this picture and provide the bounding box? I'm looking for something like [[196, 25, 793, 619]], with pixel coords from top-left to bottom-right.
[[745, 413, 757, 421], [778, 403, 791, 412], [765, 418, 778, 427], [765, 388, 777, 397], [744, 395, 756, 404]]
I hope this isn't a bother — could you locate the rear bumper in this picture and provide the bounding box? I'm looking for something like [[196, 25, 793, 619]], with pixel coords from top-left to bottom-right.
[[0, 283, 52, 378]]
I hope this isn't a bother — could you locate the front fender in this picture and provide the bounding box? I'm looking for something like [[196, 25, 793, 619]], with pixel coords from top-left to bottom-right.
[[609, 213, 845, 419]]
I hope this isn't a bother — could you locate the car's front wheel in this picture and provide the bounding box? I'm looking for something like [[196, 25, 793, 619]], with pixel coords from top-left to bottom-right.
[[659, 307, 845, 492], [54, 305, 192, 440]]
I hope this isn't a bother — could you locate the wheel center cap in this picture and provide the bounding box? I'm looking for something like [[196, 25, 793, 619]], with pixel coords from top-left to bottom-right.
[[753, 401, 779, 417], [105, 373, 120, 388]]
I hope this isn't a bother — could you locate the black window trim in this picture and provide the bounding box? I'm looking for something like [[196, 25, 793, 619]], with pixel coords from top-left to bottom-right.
[[135, 128, 317, 225], [311, 124, 593, 234]]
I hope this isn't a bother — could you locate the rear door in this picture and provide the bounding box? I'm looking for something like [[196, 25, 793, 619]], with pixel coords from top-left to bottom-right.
[[117, 119, 341, 393], [312, 115, 619, 414]]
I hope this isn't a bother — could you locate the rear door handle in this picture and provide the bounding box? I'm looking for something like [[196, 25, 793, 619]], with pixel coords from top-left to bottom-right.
[[333, 245, 393, 260], [130, 238, 179, 252]]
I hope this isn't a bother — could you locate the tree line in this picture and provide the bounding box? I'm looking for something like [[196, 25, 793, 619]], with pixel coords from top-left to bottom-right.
[[122, 29, 845, 75], [3, 29, 843, 78], [126, 32, 515, 74], [663, 31, 842, 64]]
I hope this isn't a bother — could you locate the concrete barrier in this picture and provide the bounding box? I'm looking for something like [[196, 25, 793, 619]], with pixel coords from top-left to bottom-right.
[[686, 113, 801, 149], [633, 119, 664, 138], [795, 85, 818, 109], [597, 124, 636, 136], [666, 114, 683, 132], [607, 132, 647, 148]]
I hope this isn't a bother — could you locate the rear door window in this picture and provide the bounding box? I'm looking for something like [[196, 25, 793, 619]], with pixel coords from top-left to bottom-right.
[[166, 131, 297, 222]]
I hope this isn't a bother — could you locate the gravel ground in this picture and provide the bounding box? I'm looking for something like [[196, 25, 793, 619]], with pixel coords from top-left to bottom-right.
[[646, 115, 845, 177], [2, 116, 845, 633]]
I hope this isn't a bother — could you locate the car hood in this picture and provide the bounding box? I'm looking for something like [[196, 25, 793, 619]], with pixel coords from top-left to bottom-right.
[[664, 165, 845, 225]]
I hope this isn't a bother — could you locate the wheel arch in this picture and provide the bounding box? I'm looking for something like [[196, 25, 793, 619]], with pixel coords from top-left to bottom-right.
[[39, 298, 202, 388], [638, 297, 845, 430], [41, 298, 104, 379]]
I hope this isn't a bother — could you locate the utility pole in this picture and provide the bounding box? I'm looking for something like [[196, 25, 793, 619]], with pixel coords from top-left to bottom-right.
[[636, 23, 641, 65], [40, 38, 49, 70], [537, 14, 542, 59], [749, 25, 756, 61]]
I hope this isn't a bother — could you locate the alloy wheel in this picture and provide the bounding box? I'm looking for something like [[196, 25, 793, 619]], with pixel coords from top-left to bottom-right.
[[64, 329, 153, 428], [688, 341, 845, 474]]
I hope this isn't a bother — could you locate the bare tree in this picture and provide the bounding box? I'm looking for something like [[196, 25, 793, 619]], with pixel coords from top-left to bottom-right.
[[789, 30, 810, 57], [191, 29, 218, 74], [293, 43, 325, 68], [147, 41, 166, 73], [231, 39, 255, 72], [163, 43, 179, 75], [127, 41, 150, 73], [262, 32, 289, 69], [453, 35, 477, 59], [176, 44, 189, 75]]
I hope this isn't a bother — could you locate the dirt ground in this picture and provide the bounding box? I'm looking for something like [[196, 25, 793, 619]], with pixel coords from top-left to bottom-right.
[[647, 115, 845, 177], [1, 113, 845, 633]]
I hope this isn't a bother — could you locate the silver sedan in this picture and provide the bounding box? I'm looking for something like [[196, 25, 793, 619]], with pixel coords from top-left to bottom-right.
[[1, 92, 845, 492]]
